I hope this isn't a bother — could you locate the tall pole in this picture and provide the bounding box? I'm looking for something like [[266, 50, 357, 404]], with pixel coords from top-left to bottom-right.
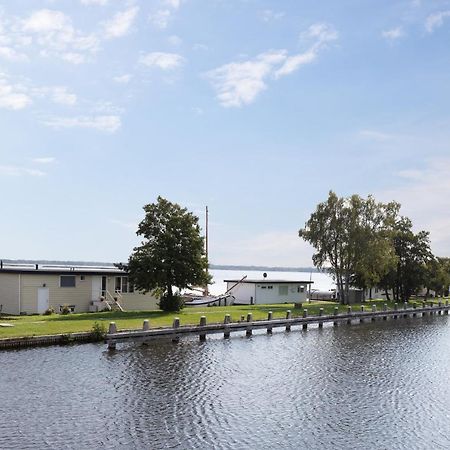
[[205, 206, 209, 296]]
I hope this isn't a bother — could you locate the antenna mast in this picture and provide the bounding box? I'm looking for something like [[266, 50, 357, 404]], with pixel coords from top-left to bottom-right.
[[205, 205, 209, 296]]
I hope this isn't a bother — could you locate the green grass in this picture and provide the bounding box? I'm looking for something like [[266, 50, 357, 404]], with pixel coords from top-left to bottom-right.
[[0, 298, 447, 339]]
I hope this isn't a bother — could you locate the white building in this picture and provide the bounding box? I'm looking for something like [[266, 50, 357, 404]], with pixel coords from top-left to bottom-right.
[[225, 278, 313, 305]]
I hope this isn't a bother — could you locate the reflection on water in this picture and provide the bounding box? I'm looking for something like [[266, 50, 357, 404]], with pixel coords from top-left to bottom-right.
[[1, 316, 450, 449]]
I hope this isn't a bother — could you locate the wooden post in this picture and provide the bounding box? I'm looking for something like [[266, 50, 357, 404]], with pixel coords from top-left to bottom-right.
[[445, 300, 449, 315], [107, 322, 117, 350], [360, 305, 364, 323], [429, 302, 434, 315], [224, 314, 231, 339], [267, 311, 273, 334], [240, 315, 245, 322], [143, 320, 149, 331], [302, 309, 308, 330], [403, 302, 408, 318], [333, 307, 339, 326], [246, 313, 253, 337], [394, 303, 398, 319], [371, 304, 376, 321], [347, 306, 352, 325], [199, 316, 207, 342], [172, 318, 180, 343], [438, 301, 442, 315], [286, 310, 292, 331], [318, 308, 323, 328], [383, 303, 387, 320], [413, 303, 417, 317]]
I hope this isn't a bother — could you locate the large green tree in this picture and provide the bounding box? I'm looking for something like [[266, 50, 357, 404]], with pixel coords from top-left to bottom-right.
[[299, 191, 399, 304], [127, 197, 210, 311]]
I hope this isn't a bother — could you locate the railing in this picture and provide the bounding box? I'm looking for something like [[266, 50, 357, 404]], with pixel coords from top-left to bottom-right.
[[104, 290, 124, 312]]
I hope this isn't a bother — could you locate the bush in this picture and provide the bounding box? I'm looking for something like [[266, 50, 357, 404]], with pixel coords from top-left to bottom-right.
[[91, 321, 107, 340], [158, 293, 184, 312], [43, 306, 55, 315], [60, 304, 71, 315]]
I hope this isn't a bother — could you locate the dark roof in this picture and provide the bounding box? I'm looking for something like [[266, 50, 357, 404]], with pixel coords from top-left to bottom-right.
[[0, 264, 126, 276], [224, 279, 313, 284]]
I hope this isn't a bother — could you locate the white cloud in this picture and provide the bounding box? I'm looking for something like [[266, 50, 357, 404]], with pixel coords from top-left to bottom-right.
[[259, 9, 285, 22], [22, 9, 70, 33], [43, 115, 121, 133], [148, 9, 172, 29], [379, 158, 450, 257], [0, 76, 32, 110], [103, 6, 139, 39], [206, 23, 337, 107], [139, 52, 185, 70], [164, 0, 182, 9], [0, 46, 28, 61], [382, 27, 405, 40], [113, 74, 132, 83], [62, 52, 85, 64], [425, 11, 450, 33], [206, 50, 287, 108], [51, 86, 77, 105], [168, 34, 182, 46], [81, 0, 108, 5], [32, 157, 56, 164], [0, 165, 45, 177], [358, 130, 394, 141]]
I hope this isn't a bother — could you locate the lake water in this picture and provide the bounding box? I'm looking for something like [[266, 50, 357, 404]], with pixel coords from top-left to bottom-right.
[[208, 269, 334, 295], [2, 315, 450, 449]]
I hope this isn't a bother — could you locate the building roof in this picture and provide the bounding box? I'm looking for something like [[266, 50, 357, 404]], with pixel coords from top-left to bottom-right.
[[224, 279, 313, 284], [0, 262, 126, 276]]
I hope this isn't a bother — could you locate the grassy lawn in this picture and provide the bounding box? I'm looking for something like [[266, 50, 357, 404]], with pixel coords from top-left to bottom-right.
[[0, 298, 447, 339]]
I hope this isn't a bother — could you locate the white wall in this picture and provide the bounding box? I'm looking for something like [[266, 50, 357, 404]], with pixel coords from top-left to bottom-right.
[[256, 283, 307, 304], [227, 282, 255, 305]]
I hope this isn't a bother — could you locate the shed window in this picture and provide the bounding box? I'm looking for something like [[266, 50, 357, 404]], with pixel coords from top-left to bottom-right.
[[115, 276, 133, 293], [298, 286, 305, 293], [60, 275, 76, 288], [267, 286, 273, 289], [279, 285, 288, 296]]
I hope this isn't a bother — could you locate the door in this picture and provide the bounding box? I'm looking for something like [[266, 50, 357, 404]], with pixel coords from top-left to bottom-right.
[[92, 276, 102, 301], [37, 287, 49, 314]]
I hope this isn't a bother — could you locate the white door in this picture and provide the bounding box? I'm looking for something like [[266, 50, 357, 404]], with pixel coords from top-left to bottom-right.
[[92, 276, 102, 301], [37, 288, 49, 314]]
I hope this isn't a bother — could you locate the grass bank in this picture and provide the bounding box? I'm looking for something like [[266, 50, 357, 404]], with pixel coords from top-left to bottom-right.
[[0, 298, 446, 339]]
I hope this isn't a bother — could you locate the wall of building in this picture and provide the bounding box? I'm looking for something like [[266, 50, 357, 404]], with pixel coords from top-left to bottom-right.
[[227, 282, 255, 305], [255, 283, 307, 304], [0, 273, 20, 315]]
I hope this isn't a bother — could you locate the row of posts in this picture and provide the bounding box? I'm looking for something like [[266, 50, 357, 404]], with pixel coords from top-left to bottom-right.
[[107, 300, 449, 349]]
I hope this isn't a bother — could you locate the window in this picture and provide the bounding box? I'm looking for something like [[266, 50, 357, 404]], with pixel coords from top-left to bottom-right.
[[267, 286, 273, 290], [298, 285, 305, 293], [279, 285, 288, 296], [60, 275, 76, 288], [80, 275, 85, 281], [115, 276, 133, 293], [261, 286, 267, 289]]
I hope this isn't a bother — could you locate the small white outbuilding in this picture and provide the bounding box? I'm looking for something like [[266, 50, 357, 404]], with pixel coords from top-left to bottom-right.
[[224, 278, 313, 305]]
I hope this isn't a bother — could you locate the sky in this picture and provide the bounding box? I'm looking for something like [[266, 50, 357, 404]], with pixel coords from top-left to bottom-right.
[[1, 0, 450, 267]]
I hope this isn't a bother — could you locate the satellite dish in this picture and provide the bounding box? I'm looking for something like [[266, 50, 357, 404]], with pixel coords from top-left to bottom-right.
[[263, 272, 267, 279]]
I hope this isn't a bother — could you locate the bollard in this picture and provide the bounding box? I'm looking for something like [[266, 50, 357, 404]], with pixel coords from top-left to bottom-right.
[[246, 313, 253, 337], [107, 322, 117, 350], [224, 314, 231, 339], [143, 319, 149, 331], [267, 311, 273, 334], [318, 308, 324, 328], [347, 306, 352, 325], [394, 303, 398, 319], [438, 301, 442, 315], [403, 302, 408, 318], [429, 302, 434, 315], [302, 309, 308, 330], [199, 316, 207, 342], [286, 310, 292, 332], [383, 304, 387, 320], [172, 318, 180, 343], [413, 303, 417, 317], [333, 307, 339, 326], [371, 305, 376, 321], [446, 300, 449, 315], [360, 305, 365, 323]]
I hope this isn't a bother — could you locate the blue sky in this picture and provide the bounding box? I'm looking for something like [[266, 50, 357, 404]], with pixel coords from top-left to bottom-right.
[[1, 0, 450, 266]]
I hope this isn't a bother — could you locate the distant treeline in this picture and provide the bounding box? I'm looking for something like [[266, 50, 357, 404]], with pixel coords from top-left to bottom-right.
[[209, 264, 321, 273]]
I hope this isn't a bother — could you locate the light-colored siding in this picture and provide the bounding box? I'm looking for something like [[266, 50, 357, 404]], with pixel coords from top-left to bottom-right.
[[120, 293, 159, 310], [256, 283, 307, 304], [227, 282, 256, 305], [21, 274, 93, 314], [0, 274, 20, 315]]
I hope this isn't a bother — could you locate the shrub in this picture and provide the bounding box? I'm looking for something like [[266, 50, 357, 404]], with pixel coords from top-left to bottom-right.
[[158, 293, 184, 312], [91, 321, 107, 340], [61, 304, 71, 315], [43, 306, 55, 315]]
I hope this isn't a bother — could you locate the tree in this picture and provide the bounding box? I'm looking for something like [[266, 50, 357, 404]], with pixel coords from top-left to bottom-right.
[[423, 257, 450, 299], [379, 217, 433, 302], [299, 191, 399, 304], [126, 197, 210, 311]]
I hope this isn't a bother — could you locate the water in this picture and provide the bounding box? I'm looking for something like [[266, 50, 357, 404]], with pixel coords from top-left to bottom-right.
[[2, 315, 450, 449], [208, 269, 334, 295]]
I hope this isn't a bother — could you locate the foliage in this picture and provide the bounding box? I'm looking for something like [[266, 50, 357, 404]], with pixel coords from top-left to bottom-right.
[[60, 305, 71, 315], [126, 196, 210, 312], [158, 293, 184, 312], [299, 191, 399, 304], [91, 321, 107, 340], [423, 257, 450, 298], [379, 217, 433, 302], [43, 306, 55, 315]]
